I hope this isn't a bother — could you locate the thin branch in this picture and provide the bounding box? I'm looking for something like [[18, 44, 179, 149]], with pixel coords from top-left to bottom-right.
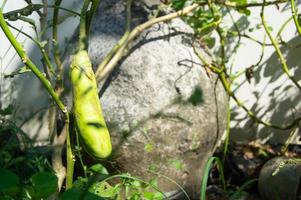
[[223, 0, 288, 9], [0, 10, 66, 113], [96, 0, 133, 73], [0, 10, 71, 189], [231, 36, 266, 81], [95, 3, 201, 82], [3, 4, 79, 20], [86, 0, 101, 37], [291, 0, 301, 36], [7, 23, 55, 75], [40, 0, 52, 80], [195, 41, 301, 130], [219, 71, 301, 130], [261, 2, 301, 92], [276, 16, 293, 40], [79, 0, 90, 51], [52, 0, 63, 89]]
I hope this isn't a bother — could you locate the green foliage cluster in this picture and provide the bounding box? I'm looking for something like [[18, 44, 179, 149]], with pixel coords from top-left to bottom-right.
[[1, 0, 301, 199]]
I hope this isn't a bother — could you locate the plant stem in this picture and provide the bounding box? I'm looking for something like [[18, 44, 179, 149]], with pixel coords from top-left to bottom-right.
[[261, 3, 301, 92], [194, 43, 301, 130], [291, 0, 301, 36], [86, 0, 101, 38], [7, 23, 56, 75], [95, 3, 201, 82], [276, 16, 293, 40], [52, 0, 63, 89], [79, 0, 91, 51], [0, 9, 74, 189], [96, 0, 132, 73], [223, 101, 231, 160], [65, 118, 74, 189], [0, 9, 65, 113], [224, 0, 288, 9], [40, 0, 52, 81]]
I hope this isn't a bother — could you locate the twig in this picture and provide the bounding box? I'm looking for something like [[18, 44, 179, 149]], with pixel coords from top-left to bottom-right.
[[7, 24, 56, 76], [96, 0, 133, 73], [0, 10, 66, 113], [52, 0, 63, 90], [95, 3, 201, 83], [0, 10, 71, 189], [194, 41, 301, 130], [261, 2, 301, 92], [291, 0, 301, 36], [276, 16, 293, 41], [223, 0, 288, 9], [79, 0, 91, 51], [86, 0, 101, 38], [40, 0, 52, 81]]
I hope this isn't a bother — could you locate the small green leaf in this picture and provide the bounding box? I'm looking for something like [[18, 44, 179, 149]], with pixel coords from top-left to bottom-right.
[[248, 27, 254, 32], [153, 192, 164, 199], [0, 104, 14, 115], [4, 66, 31, 78], [30, 172, 58, 199], [90, 182, 120, 198], [144, 191, 154, 200], [171, 0, 187, 10], [144, 143, 154, 152], [73, 176, 88, 189], [256, 24, 262, 29], [168, 159, 183, 171], [267, 26, 273, 32], [60, 188, 105, 200], [88, 163, 109, 175], [204, 37, 216, 49], [132, 180, 141, 188], [237, 8, 251, 16], [0, 169, 19, 195], [39, 40, 48, 48]]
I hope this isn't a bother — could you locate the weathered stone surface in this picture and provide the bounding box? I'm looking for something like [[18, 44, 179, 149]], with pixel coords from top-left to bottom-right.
[[67, 0, 228, 198], [258, 157, 301, 200]]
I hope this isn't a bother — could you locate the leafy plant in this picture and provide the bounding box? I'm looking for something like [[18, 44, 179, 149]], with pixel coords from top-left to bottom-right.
[[1, 0, 300, 199]]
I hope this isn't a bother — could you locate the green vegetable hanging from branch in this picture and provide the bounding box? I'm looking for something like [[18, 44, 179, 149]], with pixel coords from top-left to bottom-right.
[[71, 0, 112, 159], [70, 50, 112, 159]]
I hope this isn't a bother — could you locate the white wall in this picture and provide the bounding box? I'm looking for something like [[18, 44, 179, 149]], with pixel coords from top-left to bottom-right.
[[227, 4, 301, 143]]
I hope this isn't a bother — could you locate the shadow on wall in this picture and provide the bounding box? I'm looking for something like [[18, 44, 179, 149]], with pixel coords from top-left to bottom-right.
[[231, 36, 301, 144]]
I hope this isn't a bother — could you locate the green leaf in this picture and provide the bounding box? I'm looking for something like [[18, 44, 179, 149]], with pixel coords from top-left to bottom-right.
[[168, 159, 183, 171], [0, 104, 14, 116], [73, 176, 89, 189], [60, 188, 105, 200], [171, 0, 187, 10], [267, 26, 273, 32], [237, 8, 251, 16], [89, 164, 109, 175], [0, 169, 19, 195], [144, 143, 154, 152], [230, 0, 247, 6], [30, 172, 58, 199], [204, 37, 216, 49], [4, 66, 31, 78], [200, 157, 226, 200], [298, 14, 301, 25], [90, 182, 120, 198], [144, 191, 154, 200], [0, 195, 15, 200]]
